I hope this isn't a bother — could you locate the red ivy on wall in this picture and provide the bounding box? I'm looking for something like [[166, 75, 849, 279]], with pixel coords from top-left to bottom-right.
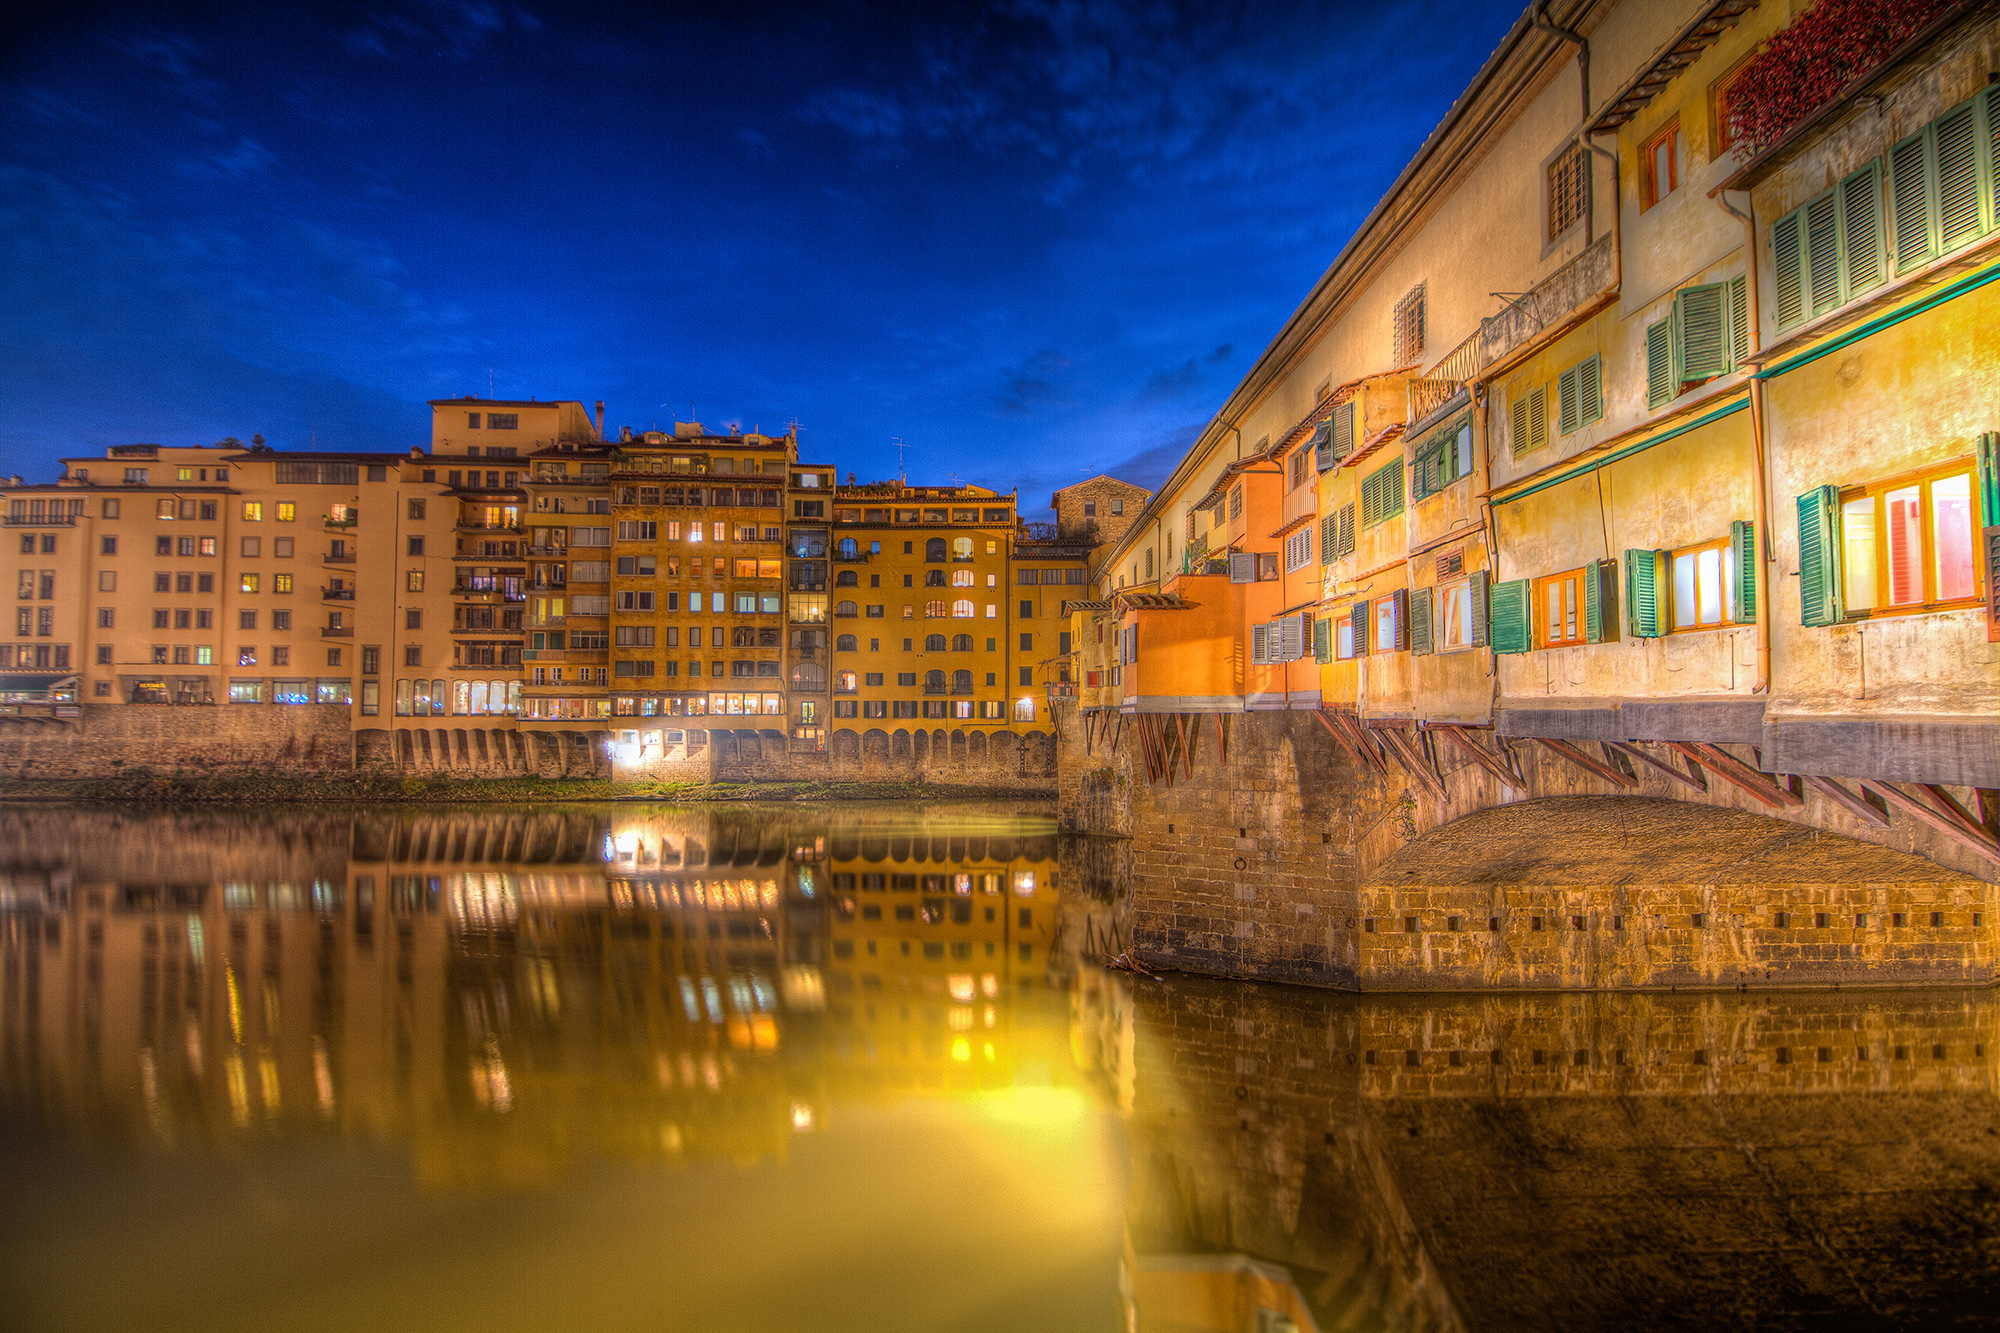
[[1728, 0, 1961, 156]]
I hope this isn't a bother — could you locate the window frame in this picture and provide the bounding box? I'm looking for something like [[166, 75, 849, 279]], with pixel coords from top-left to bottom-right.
[[1835, 459, 1984, 619], [1543, 140, 1589, 247], [1536, 568, 1586, 647], [1640, 121, 1679, 210], [1667, 536, 1733, 634]]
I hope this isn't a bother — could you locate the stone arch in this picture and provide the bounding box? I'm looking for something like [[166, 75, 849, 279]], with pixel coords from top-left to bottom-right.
[[989, 731, 1021, 774], [891, 728, 911, 760], [912, 729, 929, 765], [967, 729, 988, 769], [1018, 730, 1052, 776], [862, 727, 890, 779], [950, 729, 967, 767], [831, 728, 861, 764]]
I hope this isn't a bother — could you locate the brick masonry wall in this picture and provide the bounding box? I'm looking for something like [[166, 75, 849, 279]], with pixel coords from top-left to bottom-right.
[[1100, 972, 2000, 1331], [1, 703, 355, 779], [1059, 708, 1996, 990]]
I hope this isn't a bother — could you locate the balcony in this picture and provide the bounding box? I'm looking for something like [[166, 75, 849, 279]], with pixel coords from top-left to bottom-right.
[[2, 514, 76, 527], [1479, 233, 1616, 370], [321, 626, 353, 638], [922, 684, 947, 696], [323, 516, 356, 530], [831, 549, 871, 563], [322, 551, 355, 565], [526, 544, 567, 558], [321, 587, 355, 601], [456, 521, 521, 534]]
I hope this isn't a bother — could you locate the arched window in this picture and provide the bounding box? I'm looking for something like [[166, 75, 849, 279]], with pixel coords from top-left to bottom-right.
[[951, 669, 973, 694], [923, 669, 946, 692], [835, 600, 858, 618], [836, 537, 858, 559], [453, 680, 471, 714], [925, 634, 947, 651], [471, 681, 489, 714], [924, 569, 946, 587], [395, 679, 412, 715], [951, 599, 974, 618], [952, 537, 972, 559], [835, 634, 857, 652], [835, 671, 857, 692], [836, 570, 858, 586], [951, 634, 972, 651], [432, 680, 446, 716], [506, 681, 522, 713], [925, 600, 946, 618], [925, 537, 947, 562]]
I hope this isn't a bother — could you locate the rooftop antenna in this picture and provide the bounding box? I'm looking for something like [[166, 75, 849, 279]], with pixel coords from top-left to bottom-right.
[[487, 367, 494, 399], [892, 437, 906, 483]]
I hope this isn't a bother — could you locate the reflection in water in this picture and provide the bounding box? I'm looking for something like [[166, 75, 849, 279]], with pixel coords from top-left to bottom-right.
[[3, 805, 1997, 1331]]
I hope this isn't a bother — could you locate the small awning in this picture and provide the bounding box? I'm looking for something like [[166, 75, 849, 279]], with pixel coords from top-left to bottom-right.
[[0, 673, 69, 687], [1343, 423, 1406, 470], [1065, 598, 1115, 611], [1268, 511, 1316, 540], [1588, 0, 1762, 134], [1117, 592, 1200, 611]]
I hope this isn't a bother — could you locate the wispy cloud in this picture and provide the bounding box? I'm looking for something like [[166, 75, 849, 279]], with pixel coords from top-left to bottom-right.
[[991, 348, 1073, 415], [345, 1, 517, 60]]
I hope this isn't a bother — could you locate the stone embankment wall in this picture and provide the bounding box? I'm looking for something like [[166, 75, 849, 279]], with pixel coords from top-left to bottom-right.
[[0, 704, 355, 780], [1057, 708, 1996, 990]]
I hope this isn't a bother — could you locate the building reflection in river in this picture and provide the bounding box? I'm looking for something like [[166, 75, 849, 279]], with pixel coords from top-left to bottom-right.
[[0, 804, 1066, 1190]]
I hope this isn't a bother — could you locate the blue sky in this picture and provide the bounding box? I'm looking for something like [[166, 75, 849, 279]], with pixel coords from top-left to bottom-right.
[[1, 0, 1514, 516]]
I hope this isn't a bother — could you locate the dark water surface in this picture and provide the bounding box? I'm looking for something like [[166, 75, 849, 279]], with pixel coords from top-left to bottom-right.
[[2, 803, 1997, 1332]]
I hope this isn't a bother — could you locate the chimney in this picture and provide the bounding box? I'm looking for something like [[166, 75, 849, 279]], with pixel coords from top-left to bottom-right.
[[621, 426, 632, 442], [595, 400, 605, 438]]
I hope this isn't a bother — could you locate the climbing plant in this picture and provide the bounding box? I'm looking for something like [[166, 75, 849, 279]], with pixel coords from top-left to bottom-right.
[[1728, 0, 1960, 156]]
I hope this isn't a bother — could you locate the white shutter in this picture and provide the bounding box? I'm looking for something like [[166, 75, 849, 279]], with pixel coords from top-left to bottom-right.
[[1250, 624, 1270, 665], [1229, 551, 1256, 583], [1278, 616, 1304, 661]]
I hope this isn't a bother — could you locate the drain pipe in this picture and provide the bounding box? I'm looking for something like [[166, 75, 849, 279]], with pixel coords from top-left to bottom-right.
[[1716, 189, 1770, 695]]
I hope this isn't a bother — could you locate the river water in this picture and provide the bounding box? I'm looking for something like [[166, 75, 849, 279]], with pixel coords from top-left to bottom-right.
[[1, 802, 1997, 1332]]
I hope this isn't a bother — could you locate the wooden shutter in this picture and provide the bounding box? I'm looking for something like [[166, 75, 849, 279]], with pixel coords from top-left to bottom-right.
[[1674, 283, 1727, 381], [1282, 616, 1306, 661], [1979, 434, 1999, 642], [1338, 504, 1356, 557], [1645, 321, 1672, 408], [1624, 548, 1663, 638], [1771, 210, 1804, 329], [1390, 589, 1409, 652], [1578, 355, 1602, 427], [1796, 486, 1843, 627], [1979, 432, 2000, 527], [1936, 100, 1982, 252], [1314, 614, 1332, 663], [1331, 402, 1354, 461], [1228, 551, 1256, 583], [1728, 277, 1748, 371], [1841, 162, 1883, 297], [1985, 526, 2000, 644], [1250, 623, 1270, 665], [1509, 384, 1547, 453], [1488, 579, 1530, 654], [1557, 364, 1579, 435], [1890, 129, 1934, 273], [1469, 569, 1490, 648], [1319, 513, 1337, 564], [1353, 600, 1369, 657], [1410, 586, 1434, 655], [1583, 558, 1609, 643], [1728, 519, 1757, 624], [1805, 191, 1840, 318]]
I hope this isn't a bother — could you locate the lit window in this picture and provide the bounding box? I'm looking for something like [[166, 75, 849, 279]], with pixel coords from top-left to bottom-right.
[[242, 502, 262, 521], [1640, 122, 1679, 209], [1438, 581, 1474, 650], [277, 503, 295, 522], [1839, 465, 1980, 613], [1670, 538, 1731, 632], [1537, 569, 1584, 647], [239, 574, 259, 594]]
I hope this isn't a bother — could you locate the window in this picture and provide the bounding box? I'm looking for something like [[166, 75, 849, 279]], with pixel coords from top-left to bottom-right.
[[487, 413, 518, 429], [1360, 458, 1405, 528], [1284, 526, 1312, 572], [1111, 498, 1125, 515], [1083, 500, 1097, 517], [1547, 142, 1588, 241], [1646, 276, 1747, 407], [1669, 539, 1731, 632], [1798, 462, 1984, 625], [1622, 529, 1755, 638], [1437, 579, 1479, 650], [1411, 418, 1474, 500], [1392, 283, 1425, 364], [1374, 590, 1408, 653], [1557, 357, 1602, 435], [1640, 121, 1678, 209], [362, 646, 379, 674], [1318, 504, 1355, 565], [273, 574, 292, 594], [1537, 569, 1584, 647], [239, 574, 259, 593], [99, 570, 117, 592], [274, 537, 293, 558], [102, 499, 119, 518], [1712, 55, 1753, 156], [1289, 448, 1310, 490], [273, 610, 291, 630], [1772, 162, 1883, 332], [1885, 89, 1998, 275], [406, 609, 422, 630], [1228, 484, 1243, 522], [238, 610, 257, 631], [242, 502, 262, 522]]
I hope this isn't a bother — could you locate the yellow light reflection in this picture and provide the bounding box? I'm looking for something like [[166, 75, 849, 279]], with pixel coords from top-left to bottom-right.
[[951, 1037, 972, 1063]]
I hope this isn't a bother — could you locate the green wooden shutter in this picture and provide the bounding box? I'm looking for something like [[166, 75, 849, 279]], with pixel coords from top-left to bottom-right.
[[1989, 86, 2000, 231], [1410, 587, 1434, 655], [1674, 283, 1728, 381], [1578, 355, 1602, 426], [1385, 458, 1405, 522], [1338, 503, 1355, 557], [1772, 209, 1804, 329], [1583, 558, 1605, 643], [1797, 485, 1843, 627], [1489, 578, 1531, 654], [1469, 569, 1489, 648], [1390, 589, 1409, 652], [1805, 191, 1840, 317], [1557, 364, 1580, 435], [1646, 320, 1673, 407], [1314, 614, 1332, 663], [1353, 599, 1369, 657], [1936, 100, 1982, 252], [1890, 129, 1934, 273], [1625, 548, 1662, 638], [1727, 277, 1748, 371], [1978, 433, 2000, 528], [1841, 162, 1883, 297], [1319, 513, 1337, 565], [1728, 519, 1757, 624]]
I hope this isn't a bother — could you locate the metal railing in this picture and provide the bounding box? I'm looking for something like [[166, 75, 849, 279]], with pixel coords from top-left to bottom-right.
[[321, 587, 355, 601], [3, 514, 78, 527]]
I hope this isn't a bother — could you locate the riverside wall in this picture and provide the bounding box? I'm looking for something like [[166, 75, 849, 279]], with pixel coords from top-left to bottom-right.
[[1056, 708, 1998, 992]]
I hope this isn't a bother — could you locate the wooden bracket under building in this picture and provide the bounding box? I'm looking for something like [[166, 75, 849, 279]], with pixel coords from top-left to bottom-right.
[[1534, 737, 1640, 789], [1866, 781, 2000, 868], [1801, 774, 1890, 828], [1314, 709, 1387, 777], [1669, 742, 1802, 808], [1608, 740, 1707, 792], [1436, 725, 1524, 791], [1373, 724, 1448, 802]]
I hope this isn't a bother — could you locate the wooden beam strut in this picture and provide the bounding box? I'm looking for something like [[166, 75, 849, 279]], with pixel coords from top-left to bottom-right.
[[1865, 782, 2000, 868], [1680, 742, 1802, 808], [1374, 724, 1448, 801], [1607, 741, 1707, 792], [1437, 725, 1523, 790], [1534, 737, 1640, 789], [1800, 775, 1890, 829]]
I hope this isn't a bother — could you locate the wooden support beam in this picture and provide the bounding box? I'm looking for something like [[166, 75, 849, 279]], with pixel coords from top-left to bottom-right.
[[1330, 709, 1389, 776], [1373, 724, 1448, 801], [1919, 784, 1988, 839], [1866, 782, 2000, 868], [1212, 711, 1228, 766], [1177, 712, 1196, 780], [1608, 741, 1707, 792], [1662, 741, 1781, 807], [1801, 774, 1890, 828], [1313, 709, 1371, 770], [1437, 725, 1523, 790], [1534, 737, 1641, 789], [1686, 742, 1803, 808]]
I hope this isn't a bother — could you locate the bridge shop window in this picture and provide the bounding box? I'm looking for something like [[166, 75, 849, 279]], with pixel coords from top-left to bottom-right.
[[1797, 457, 1987, 627]]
